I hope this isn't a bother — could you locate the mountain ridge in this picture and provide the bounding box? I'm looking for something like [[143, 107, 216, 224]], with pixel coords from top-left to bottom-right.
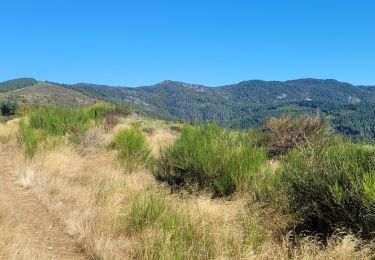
[[2, 77, 375, 139]]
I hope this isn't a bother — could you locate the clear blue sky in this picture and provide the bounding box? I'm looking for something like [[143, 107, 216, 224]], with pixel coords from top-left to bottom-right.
[[1, 0, 374, 86]]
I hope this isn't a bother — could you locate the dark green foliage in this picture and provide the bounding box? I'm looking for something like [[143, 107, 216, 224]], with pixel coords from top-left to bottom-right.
[[280, 138, 375, 238], [0, 101, 18, 116], [110, 127, 150, 169], [0, 78, 37, 93], [154, 123, 267, 196], [52, 78, 375, 141]]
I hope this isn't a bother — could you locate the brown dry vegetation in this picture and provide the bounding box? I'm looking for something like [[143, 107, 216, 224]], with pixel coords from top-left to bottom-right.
[[0, 116, 374, 259], [0, 83, 97, 107]]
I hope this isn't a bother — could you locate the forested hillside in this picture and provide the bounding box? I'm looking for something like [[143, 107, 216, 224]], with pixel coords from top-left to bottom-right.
[[0, 78, 37, 93], [57, 78, 375, 140], [2, 78, 375, 140]]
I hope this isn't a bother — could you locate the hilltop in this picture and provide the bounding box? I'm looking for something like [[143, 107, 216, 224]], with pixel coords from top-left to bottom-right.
[[0, 80, 98, 107], [0, 78, 38, 93]]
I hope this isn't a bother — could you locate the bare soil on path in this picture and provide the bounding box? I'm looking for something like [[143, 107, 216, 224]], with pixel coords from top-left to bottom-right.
[[0, 144, 87, 260]]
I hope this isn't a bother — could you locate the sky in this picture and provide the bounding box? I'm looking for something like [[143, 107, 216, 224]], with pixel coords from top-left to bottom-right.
[[1, 0, 374, 86]]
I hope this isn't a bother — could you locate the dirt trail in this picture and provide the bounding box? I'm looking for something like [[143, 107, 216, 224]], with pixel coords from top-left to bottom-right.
[[0, 145, 87, 259]]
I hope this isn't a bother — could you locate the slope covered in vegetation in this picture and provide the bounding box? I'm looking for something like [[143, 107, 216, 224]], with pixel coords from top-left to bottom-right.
[[0, 82, 98, 107], [3, 77, 375, 140], [0, 78, 37, 93], [57, 78, 375, 140], [0, 105, 374, 259]]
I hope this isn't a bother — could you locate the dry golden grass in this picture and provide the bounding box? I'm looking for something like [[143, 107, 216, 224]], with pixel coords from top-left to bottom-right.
[[0, 118, 19, 143], [0, 116, 374, 259], [0, 225, 46, 260], [147, 128, 178, 158]]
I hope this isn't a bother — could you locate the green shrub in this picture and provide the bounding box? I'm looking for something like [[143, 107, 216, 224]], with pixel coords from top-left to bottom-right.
[[280, 138, 375, 238], [18, 104, 117, 157], [19, 119, 46, 158], [85, 103, 130, 130], [128, 193, 168, 233], [27, 104, 119, 136], [29, 106, 90, 136], [128, 192, 218, 259], [154, 123, 267, 196], [85, 102, 114, 120], [111, 128, 150, 170], [137, 211, 217, 260], [0, 101, 18, 117]]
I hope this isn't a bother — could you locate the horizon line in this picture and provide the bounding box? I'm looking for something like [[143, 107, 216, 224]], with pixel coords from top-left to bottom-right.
[[2, 77, 375, 88]]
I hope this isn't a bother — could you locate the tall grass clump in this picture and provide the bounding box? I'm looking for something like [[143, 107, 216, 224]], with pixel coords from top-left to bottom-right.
[[28, 104, 123, 136], [29, 106, 91, 136], [110, 127, 150, 170], [127, 192, 220, 259], [127, 192, 169, 233], [155, 123, 267, 196], [18, 119, 46, 158], [18, 104, 122, 157], [280, 137, 375, 238]]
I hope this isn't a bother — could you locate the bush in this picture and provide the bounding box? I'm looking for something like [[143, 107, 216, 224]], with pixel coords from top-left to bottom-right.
[[28, 104, 119, 136], [29, 106, 91, 136], [18, 104, 117, 157], [280, 138, 375, 238], [154, 123, 267, 196], [261, 114, 328, 158], [85, 102, 114, 120], [0, 101, 17, 116], [85, 103, 130, 130], [104, 107, 130, 130], [18, 119, 46, 158], [111, 127, 150, 170]]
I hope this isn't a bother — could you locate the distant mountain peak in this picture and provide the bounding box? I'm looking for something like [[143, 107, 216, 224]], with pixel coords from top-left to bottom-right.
[[154, 80, 207, 90], [158, 80, 175, 84], [156, 80, 190, 86]]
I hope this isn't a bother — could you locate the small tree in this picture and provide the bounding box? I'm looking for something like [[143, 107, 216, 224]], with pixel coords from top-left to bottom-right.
[[0, 101, 17, 116]]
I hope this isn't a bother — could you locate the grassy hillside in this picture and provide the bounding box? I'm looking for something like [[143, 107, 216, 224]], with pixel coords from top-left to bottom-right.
[[0, 78, 37, 93], [0, 106, 374, 259], [0, 82, 98, 107]]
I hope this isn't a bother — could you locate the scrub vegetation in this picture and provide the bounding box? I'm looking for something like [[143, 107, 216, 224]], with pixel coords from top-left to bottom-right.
[[0, 106, 374, 259]]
